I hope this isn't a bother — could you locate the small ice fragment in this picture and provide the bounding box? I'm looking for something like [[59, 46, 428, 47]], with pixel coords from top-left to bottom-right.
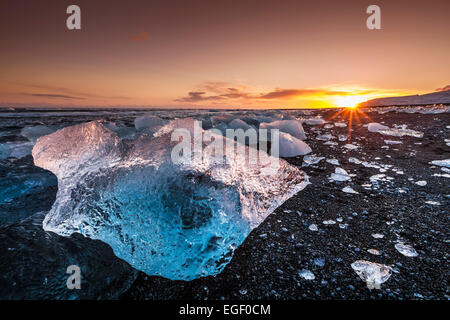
[[379, 128, 424, 138], [343, 144, 358, 150], [308, 224, 318, 231], [239, 289, 247, 295], [384, 140, 402, 145], [342, 186, 359, 194], [324, 124, 334, 129], [316, 134, 334, 141], [326, 159, 339, 166], [334, 122, 347, 127], [424, 201, 440, 205], [415, 180, 427, 186], [330, 168, 351, 182], [338, 135, 348, 141], [303, 118, 325, 125], [367, 249, 381, 255], [303, 155, 324, 165], [278, 132, 312, 157], [298, 270, 315, 280], [429, 159, 450, 168], [351, 260, 392, 289], [323, 141, 338, 146], [322, 220, 336, 225], [349, 157, 362, 164], [368, 123, 389, 133], [370, 174, 386, 182], [395, 243, 418, 257], [371, 233, 384, 239]]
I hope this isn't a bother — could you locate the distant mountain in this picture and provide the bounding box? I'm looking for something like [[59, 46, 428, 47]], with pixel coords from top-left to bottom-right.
[[360, 90, 450, 107]]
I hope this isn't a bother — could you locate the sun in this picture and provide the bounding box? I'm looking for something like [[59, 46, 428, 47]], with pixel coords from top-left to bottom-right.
[[334, 95, 368, 108]]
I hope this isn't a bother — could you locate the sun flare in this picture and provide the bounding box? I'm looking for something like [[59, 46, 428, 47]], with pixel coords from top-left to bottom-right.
[[333, 95, 368, 108]]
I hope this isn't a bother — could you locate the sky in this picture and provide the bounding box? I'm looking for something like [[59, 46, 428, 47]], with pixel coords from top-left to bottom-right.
[[0, 0, 449, 109]]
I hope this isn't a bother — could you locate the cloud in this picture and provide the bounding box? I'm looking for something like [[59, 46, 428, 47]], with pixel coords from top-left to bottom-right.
[[21, 93, 84, 100], [175, 83, 351, 103], [435, 85, 450, 92]]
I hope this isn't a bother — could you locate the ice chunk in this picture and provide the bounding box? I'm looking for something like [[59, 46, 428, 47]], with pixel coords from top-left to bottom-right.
[[326, 159, 339, 166], [278, 132, 312, 157], [260, 120, 306, 140], [368, 123, 389, 133], [395, 243, 418, 257], [0, 142, 33, 159], [21, 125, 56, 143], [303, 118, 325, 125], [32, 120, 309, 280], [334, 122, 347, 127], [322, 220, 336, 225], [308, 224, 318, 231], [342, 186, 358, 194], [367, 249, 381, 255], [384, 140, 402, 145], [378, 128, 423, 138], [424, 200, 440, 205], [343, 144, 358, 150], [298, 270, 315, 280], [302, 155, 324, 166], [371, 233, 384, 239], [134, 114, 165, 131], [227, 119, 253, 131], [351, 260, 392, 289], [316, 133, 334, 141], [415, 180, 427, 186], [429, 159, 450, 168], [349, 157, 362, 164], [330, 168, 351, 182]]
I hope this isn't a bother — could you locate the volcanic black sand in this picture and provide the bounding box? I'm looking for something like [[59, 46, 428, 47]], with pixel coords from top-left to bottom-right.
[[121, 109, 449, 300]]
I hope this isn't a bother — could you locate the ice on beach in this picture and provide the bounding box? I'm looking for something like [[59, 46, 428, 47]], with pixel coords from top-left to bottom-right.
[[323, 141, 338, 146], [351, 260, 392, 290], [338, 134, 348, 142], [302, 155, 324, 166], [415, 180, 427, 186], [21, 125, 56, 143], [260, 120, 306, 140], [343, 144, 358, 150], [298, 270, 315, 280], [395, 243, 418, 257], [424, 201, 440, 205], [32, 120, 309, 280], [342, 186, 358, 194], [322, 220, 336, 225], [429, 159, 450, 168], [134, 114, 166, 132], [326, 159, 339, 166], [334, 122, 347, 127], [316, 133, 334, 141], [0, 142, 34, 159], [368, 123, 389, 133], [278, 132, 312, 157], [379, 128, 424, 138], [371, 233, 384, 239], [308, 224, 318, 231], [303, 118, 325, 125], [349, 157, 362, 164], [330, 168, 351, 182], [227, 118, 253, 131], [367, 249, 381, 255], [384, 140, 402, 145]]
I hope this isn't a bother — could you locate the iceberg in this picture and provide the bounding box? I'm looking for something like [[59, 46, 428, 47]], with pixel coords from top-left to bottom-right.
[[32, 120, 308, 280], [278, 132, 312, 157]]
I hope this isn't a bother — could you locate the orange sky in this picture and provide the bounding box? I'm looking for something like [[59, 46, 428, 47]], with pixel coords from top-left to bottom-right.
[[0, 0, 449, 109]]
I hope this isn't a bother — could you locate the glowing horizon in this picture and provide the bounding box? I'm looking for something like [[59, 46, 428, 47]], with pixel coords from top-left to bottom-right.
[[0, 0, 449, 109]]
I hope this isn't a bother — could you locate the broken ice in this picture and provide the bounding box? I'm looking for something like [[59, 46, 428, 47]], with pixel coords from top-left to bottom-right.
[[395, 243, 418, 257], [32, 120, 309, 280], [351, 260, 392, 289]]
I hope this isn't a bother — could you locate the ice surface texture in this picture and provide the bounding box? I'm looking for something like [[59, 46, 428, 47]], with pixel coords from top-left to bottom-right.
[[33, 120, 308, 280]]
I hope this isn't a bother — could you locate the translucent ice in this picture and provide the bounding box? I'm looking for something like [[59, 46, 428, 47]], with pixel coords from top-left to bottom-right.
[[32, 120, 309, 280], [351, 260, 392, 289], [134, 114, 166, 132], [330, 168, 351, 182], [298, 270, 315, 280], [429, 159, 450, 168], [260, 120, 306, 140], [342, 186, 358, 194], [278, 132, 312, 157], [395, 243, 418, 257], [21, 125, 56, 143], [367, 123, 389, 133]]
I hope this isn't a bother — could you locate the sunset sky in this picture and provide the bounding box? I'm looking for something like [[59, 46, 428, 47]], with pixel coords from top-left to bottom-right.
[[0, 0, 449, 109]]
